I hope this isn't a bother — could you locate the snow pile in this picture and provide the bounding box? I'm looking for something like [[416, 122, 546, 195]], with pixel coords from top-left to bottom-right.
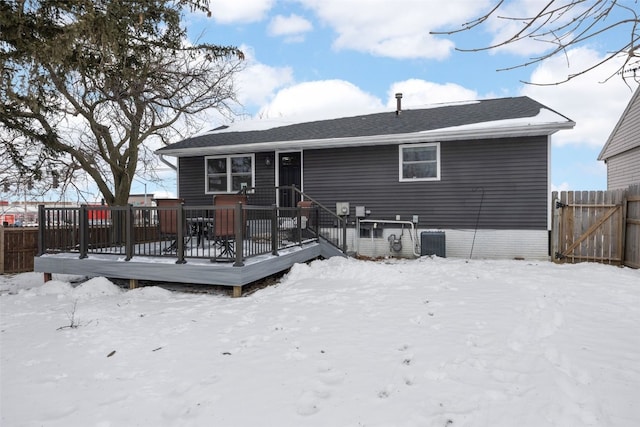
[[1, 257, 639, 426]]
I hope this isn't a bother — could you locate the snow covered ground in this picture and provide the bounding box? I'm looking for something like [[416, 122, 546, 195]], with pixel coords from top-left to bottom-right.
[[1, 257, 639, 427]]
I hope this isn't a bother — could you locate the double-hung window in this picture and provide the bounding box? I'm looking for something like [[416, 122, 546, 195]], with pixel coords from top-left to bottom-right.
[[399, 143, 440, 181], [205, 154, 254, 193]]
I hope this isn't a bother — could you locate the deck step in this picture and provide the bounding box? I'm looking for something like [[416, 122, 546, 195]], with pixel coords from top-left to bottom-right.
[[319, 239, 347, 258]]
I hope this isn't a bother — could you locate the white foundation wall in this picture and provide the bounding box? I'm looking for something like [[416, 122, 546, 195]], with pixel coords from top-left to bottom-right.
[[350, 227, 550, 260]]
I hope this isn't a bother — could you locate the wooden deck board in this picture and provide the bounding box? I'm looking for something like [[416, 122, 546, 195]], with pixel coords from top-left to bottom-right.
[[34, 243, 322, 287]]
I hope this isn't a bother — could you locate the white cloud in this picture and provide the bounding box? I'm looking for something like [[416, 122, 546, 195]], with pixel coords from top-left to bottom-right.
[[483, 0, 586, 56], [520, 47, 633, 148], [551, 182, 571, 192], [235, 46, 295, 108], [210, 0, 275, 24], [258, 80, 384, 120], [253, 78, 485, 123], [296, 0, 491, 59], [268, 14, 313, 41], [387, 79, 479, 108]]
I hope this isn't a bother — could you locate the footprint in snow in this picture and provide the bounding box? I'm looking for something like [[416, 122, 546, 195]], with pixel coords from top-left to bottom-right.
[[296, 391, 320, 416], [536, 311, 564, 338]]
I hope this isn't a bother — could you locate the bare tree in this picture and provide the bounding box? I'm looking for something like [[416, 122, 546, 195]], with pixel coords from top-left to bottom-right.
[[433, 0, 639, 85], [0, 0, 244, 205]]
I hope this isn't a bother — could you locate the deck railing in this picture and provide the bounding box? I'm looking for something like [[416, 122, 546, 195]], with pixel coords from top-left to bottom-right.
[[36, 198, 343, 266], [239, 186, 348, 254]]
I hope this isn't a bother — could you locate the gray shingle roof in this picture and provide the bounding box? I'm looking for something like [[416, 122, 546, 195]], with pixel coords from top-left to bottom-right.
[[158, 96, 569, 153]]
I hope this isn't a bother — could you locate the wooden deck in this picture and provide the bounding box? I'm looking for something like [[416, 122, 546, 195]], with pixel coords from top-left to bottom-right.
[[33, 191, 349, 296], [34, 241, 332, 297]]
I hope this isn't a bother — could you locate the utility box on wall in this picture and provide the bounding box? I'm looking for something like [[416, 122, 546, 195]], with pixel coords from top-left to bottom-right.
[[336, 202, 350, 216], [421, 231, 446, 257]]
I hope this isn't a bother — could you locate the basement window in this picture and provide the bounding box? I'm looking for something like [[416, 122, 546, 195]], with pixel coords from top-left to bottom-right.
[[205, 155, 255, 193], [359, 224, 384, 238], [399, 143, 440, 181]]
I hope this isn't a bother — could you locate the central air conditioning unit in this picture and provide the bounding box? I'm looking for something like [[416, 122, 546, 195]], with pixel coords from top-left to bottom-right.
[[420, 231, 446, 257]]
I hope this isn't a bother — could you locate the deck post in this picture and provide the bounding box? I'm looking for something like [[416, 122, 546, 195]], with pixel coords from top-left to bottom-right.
[[233, 202, 245, 267], [44, 272, 52, 282], [176, 202, 186, 264], [78, 205, 88, 259], [129, 278, 138, 289], [125, 204, 134, 261], [297, 206, 303, 246], [313, 206, 319, 237], [232, 285, 242, 297], [271, 204, 279, 256], [37, 204, 46, 256]]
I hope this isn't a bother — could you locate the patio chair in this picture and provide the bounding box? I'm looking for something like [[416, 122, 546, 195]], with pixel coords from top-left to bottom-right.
[[212, 194, 247, 259], [154, 198, 185, 252]]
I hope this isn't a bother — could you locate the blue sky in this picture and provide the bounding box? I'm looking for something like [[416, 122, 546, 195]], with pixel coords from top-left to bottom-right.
[[135, 0, 638, 197]]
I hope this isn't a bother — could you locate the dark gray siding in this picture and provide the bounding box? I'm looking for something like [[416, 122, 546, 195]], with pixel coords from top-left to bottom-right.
[[303, 136, 548, 230], [175, 138, 548, 229], [178, 152, 275, 205], [178, 156, 205, 204]]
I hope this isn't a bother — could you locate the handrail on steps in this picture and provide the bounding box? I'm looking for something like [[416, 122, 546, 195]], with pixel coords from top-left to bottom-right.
[[239, 186, 348, 255]]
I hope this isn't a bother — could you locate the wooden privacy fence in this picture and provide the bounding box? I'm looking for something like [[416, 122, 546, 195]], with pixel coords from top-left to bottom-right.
[[551, 184, 640, 268], [0, 227, 39, 274]]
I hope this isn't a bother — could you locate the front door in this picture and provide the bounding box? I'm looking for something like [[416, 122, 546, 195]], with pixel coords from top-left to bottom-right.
[[278, 152, 302, 208]]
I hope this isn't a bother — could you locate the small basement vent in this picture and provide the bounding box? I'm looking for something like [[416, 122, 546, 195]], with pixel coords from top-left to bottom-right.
[[421, 231, 446, 257]]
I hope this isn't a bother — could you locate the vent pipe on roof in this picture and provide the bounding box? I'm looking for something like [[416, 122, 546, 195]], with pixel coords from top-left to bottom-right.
[[395, 93, 402, 115]]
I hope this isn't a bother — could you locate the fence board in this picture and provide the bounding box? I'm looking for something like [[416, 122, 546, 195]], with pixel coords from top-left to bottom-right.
[[625, 185, 640, 268], [594, 191, 603, 259], [603, 190, 612, 263]]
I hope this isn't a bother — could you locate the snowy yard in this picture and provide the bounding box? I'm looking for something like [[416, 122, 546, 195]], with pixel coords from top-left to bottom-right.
[[1, 257, 639, 427]]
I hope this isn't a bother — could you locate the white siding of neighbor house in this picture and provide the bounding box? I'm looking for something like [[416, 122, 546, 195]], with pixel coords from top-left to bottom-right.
[[600, 88, 640, 190], [606, 146, 640, 190], [603, 95, 640, 159], [351, 228, 549, 260]]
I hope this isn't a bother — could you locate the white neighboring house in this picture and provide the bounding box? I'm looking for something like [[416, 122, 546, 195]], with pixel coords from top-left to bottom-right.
[[598, 87, 640, 189]]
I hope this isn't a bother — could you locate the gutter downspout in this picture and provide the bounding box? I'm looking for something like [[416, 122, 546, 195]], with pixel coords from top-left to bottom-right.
[[159, 154, 177, 171]]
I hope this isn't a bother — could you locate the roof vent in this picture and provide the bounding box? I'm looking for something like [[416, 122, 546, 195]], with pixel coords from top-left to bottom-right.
[[395, 93, 402, 115]]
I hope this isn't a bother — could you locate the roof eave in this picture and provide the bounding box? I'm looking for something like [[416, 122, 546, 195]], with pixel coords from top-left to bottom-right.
[[598, 87, 640, 161], [157, 121, 576, 158]]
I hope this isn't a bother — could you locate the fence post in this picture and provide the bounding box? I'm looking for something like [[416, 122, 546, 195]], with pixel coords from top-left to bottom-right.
[[176, 202, 186, 264], [37, 204, 46, 256], [78, 205, 88, 259], [234, 201, 245, 267], [271, 204, 279, 256], [125, 204, 134, 261], [550, 192, 558, 261]]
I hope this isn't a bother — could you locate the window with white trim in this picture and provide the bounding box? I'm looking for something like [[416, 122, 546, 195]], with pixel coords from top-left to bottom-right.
[[205, 154, 254, 193], [399, 143, 440, 181]]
